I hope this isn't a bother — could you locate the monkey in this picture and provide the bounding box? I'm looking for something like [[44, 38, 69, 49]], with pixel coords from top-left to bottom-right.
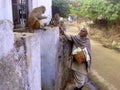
[[28, 5, 47, 31], [50, 13, 60, 26], [59, 20, 66, 31]]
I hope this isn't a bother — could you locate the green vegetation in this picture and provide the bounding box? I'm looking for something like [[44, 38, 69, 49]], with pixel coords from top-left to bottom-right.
[[52, 0, 70, 17], [52, 0, 120, 25], [69, 0, 120, 25]]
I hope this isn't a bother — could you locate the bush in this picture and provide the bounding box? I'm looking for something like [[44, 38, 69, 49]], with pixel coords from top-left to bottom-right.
[[69, 0, 120, 25], [52, 0, 70, 17]]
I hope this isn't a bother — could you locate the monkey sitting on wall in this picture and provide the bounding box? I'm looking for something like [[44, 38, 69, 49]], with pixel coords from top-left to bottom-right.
[[28, 5, 47, 30]]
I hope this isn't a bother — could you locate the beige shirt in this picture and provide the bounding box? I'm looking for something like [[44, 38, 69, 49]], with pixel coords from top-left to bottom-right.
[[71, 61, 87, 75]]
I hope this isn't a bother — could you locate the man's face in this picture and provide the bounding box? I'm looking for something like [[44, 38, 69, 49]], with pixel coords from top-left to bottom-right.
[[79, 28, 88, 37]]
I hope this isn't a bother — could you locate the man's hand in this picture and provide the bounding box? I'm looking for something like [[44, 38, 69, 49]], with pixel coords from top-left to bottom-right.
[[59, 26, 64, 35]]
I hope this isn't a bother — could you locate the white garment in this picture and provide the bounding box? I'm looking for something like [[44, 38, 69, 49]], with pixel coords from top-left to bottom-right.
[[71, 47, 90, 75], [73, 71, 97, 90], [71, 47, 97, 89]]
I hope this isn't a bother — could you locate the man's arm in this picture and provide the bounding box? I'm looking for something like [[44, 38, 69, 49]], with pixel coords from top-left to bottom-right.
[[59, 27, 72, 41]]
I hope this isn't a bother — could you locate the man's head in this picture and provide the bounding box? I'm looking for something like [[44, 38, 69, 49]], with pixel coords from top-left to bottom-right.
[[40, 5, 46, 14], [79, 28, 88, 37]]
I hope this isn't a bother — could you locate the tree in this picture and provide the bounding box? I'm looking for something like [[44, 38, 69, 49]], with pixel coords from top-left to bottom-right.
[[52, 0, 70, 17], [69, 0, 120, 25]]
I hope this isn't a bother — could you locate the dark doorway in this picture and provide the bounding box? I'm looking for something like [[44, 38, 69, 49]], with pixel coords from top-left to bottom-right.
[[12, 0, 28, 29]]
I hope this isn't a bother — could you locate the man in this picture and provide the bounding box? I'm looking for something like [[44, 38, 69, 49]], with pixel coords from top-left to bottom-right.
[[60, 27, 97, 90], [28, 5, 47, 30]]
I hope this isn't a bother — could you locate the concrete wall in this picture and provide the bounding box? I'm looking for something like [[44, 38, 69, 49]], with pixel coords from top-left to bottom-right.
[[0, 20, 60, 90], [0, 20, 14, 59], [0, 20, 29, 90], [56, 36, 73, 90], [0, 0, 13, 22], [25, 32, 41, 90], [40, 28, 59, 90]]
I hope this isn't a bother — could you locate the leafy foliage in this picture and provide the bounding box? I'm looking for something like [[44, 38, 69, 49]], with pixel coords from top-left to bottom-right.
[[52, 0, 70, 17], [69, 0, 120, 25]]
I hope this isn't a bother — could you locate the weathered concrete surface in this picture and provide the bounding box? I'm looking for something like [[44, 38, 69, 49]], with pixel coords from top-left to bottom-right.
[[0, 31, 42, 90], [25, 32, 41, 90], [0, 20, 14, 59], [0, 20, 61, 90], [14, 27, 60, 90], [0, 0, 13, 21], [40, 27, 59, 90], [56, 35, 73, 90], [0, 20, 28, 90], [14, 28, 60, 90], [0, 38, 28, 90], [0, 20, 41, 90]]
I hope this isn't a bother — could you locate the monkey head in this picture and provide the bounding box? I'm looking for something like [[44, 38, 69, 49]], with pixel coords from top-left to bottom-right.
[[40, 5, 46, 14]]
